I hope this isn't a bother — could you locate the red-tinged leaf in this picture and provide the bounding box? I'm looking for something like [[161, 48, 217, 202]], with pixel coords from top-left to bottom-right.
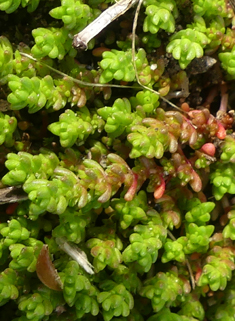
[[195, 267, 202, 282], [190, 169, 202, 192], [216, 121, 226, 139], [154, 176, 165, 199], [124, 173, 138, 201], [36, 244, 62, 291], [6, 202, 19, 215]]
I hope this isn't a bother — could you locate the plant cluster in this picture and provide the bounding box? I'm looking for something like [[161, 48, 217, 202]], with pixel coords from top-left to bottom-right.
[[0, 0, 235, 320]]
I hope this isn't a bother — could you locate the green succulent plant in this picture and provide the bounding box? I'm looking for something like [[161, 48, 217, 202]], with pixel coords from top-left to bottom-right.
[[1, 0, 235, 320]]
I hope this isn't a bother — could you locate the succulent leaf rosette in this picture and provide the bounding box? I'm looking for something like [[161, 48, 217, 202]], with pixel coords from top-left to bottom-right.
[[0, 0, 235, 320]]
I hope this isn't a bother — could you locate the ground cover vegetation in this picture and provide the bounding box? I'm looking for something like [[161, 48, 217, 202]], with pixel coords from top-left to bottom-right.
[[1, 0, 235, 320]]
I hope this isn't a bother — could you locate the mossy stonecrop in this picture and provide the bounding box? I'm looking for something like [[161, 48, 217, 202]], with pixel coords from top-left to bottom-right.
[[1, 0, 235, 320]]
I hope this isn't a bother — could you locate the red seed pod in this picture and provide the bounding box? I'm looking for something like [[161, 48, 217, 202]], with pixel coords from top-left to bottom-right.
[[200, 143, 216, 157], [36, 245, 63, 291]]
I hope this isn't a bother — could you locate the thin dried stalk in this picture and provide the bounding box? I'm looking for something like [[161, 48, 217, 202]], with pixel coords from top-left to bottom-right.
[[73, 0, 139, 49]]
